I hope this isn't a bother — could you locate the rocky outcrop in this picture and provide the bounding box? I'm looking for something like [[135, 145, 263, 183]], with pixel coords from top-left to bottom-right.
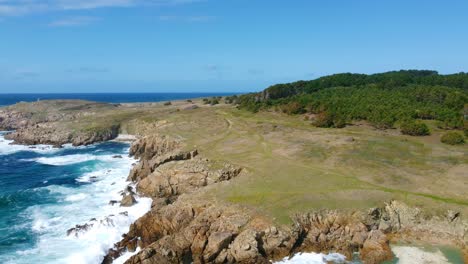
[[292, 210, 393, 264], [121, 194, 137, 207], [129, 135, 181, 160], [127, 135, 199, 182], [137, 158, 242, 199], [0, 100, 120, 146], [104, 197, 398, 264], [103, 134, 396, 264], [0, 110, 34, 130], [4, 123, 119, 146], [104, 134, 467, 264], [366, 200, 468, 255]]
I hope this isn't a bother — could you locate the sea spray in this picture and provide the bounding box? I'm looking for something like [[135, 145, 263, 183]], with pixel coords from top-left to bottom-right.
[[0, 133, 151, 264], [274, 252, 348, 264]]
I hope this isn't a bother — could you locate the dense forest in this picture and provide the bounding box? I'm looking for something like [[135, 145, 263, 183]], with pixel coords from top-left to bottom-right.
[[230, 70, 468, 136]]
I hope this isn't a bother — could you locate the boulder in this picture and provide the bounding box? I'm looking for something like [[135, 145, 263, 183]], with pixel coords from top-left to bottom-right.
[[121, 194, 137, 207]]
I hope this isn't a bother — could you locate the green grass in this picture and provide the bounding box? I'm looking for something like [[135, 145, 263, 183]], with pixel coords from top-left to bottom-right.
[[7, 100, 467, 226]]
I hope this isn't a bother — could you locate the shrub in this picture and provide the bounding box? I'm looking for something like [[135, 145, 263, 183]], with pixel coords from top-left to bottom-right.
[[313, 112, 334, 128], [280, 102, 304, 115], [400, 120, 430, 136], [210, 99, 219, 105], [441, 132, 465, 145], [164, 101, 172, 106], [334, 118, 346, 128], [225, 95, 239, 104], [186, 99, 193, 103]]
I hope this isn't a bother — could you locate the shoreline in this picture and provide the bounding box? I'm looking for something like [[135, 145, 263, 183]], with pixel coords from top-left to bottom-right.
[[0, 132, 152, 263], [1, 99, 467, 264]]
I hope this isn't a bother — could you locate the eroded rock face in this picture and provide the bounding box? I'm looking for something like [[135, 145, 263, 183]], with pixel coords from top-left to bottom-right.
[[127, 135, 200, 182], [1, 100, 121, 146], [121, 194, 137, 207], [129, 135, 181, 160], [4, 123, 119, 146], [137, 158, 242, 199], [104, 135, 467, 264], [366, 200, 468, 248], [0, 110, 33, 130], [293, 210, 393, 264], [103, 134, 394, 264], [105, 200, 397, 264]]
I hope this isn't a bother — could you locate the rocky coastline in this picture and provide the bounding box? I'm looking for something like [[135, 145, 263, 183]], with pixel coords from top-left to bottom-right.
[[96, 135, 467, 264], [1, 101, 467, 264]]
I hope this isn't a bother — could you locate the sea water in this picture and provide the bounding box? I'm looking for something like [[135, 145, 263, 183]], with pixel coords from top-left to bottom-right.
[[0, 132, 151, 264]]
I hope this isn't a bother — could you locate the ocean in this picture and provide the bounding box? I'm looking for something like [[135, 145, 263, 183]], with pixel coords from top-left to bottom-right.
[[0, 93, 236, 107], [0, 132, 151, 263]]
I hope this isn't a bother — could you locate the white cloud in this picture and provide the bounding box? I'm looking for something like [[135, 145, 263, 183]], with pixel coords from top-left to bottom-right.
[[159, 15, 215, 22], [0, 0, 203, 16], [48, 16, 99, 26]]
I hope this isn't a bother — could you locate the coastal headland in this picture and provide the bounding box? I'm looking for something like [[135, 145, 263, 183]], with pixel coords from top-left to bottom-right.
[[1, 95, 467, 263]]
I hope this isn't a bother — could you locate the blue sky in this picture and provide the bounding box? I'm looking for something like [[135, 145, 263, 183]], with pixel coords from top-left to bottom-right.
[[1, 0, 468, 93]]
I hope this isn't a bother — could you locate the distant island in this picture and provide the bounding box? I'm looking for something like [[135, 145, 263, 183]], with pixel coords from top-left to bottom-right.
[[0, 70, 467, 264]]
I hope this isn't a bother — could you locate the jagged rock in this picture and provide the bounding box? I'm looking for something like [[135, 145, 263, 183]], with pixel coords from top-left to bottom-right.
[[4, 122, 119, 146], [129, 135, 181, 160], [121, 194, 137, 207], [230, 230, 262, 262], [128, 150, 198, 182], [120, 211, 129, 216], [137, 158, 242, 199], [109, 200, 119, 206], [67, 223, 93, 237], [360, 230, 393, 264], [203, 232, 233, 262]]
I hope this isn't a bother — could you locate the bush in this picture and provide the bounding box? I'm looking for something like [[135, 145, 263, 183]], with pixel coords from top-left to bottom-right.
[[441, 132, 465, 145], [225, 95, 239, 104], [280, 102, 304, 115], [210, 99, 219, 105], [186, 99, 193, 103], [313, 112, 334, 128], [164, 101, 172, 106], [400, 120, 430, 136]]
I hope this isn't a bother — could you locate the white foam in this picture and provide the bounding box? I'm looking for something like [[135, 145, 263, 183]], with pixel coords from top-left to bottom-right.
[[64, 193, 88, 202], [0, 133, 60, 155], [28, 154, 117, 166], [5, 145, 152, 264], [76, 168, 114, 183], [113, 247, 141, 264], [274, 252, 347, 264]]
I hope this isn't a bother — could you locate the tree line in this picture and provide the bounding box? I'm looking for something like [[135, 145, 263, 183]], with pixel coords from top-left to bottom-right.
[[233, 70, 468, 138]]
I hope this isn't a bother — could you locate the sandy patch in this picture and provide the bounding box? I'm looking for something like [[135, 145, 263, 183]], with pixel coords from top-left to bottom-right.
[[392, 246, 450, 264]]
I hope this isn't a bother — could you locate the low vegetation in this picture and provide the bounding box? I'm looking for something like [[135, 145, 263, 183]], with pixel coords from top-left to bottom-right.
[[203, 97, 221, 105], [400, 120, 430, 136], [441, 131, 465, 145]]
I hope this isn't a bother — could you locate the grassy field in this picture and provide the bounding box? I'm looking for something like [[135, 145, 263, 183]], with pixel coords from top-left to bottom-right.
[[132, 101, 468, 225]]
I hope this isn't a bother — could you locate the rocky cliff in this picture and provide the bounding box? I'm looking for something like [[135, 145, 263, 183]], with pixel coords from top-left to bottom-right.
[[0, 100, 121, 146], [101, 135, 467, 264]]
